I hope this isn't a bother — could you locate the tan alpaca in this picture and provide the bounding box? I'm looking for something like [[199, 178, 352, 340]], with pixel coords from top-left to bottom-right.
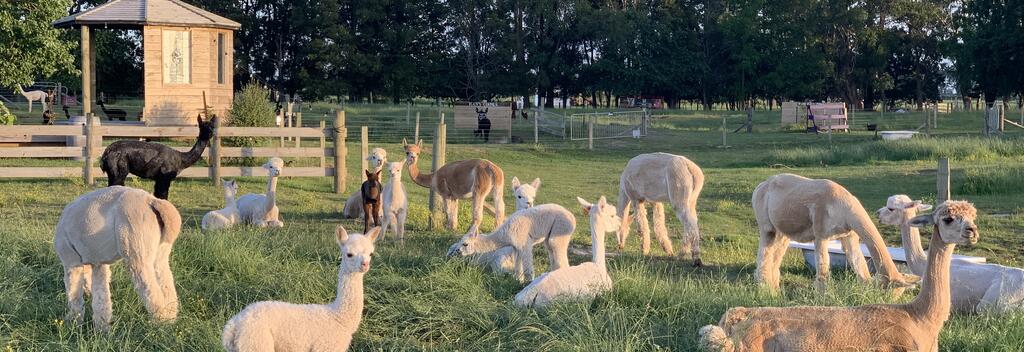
[[402, 138, 505, 234], [752, 173, 918, 293], [699, 201, 979, 352], [617, 153, 705, 266]]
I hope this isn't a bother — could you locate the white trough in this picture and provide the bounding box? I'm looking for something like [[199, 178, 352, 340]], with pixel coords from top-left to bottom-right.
[[789, 240, 986, 273], [879, 130, 918, 141]]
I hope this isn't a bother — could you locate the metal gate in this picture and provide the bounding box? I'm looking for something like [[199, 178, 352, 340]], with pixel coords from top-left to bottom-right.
[[568, 110, 649, 140]]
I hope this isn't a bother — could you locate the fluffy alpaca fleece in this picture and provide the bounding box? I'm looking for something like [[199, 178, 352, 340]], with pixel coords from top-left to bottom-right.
[[511, 177, 541, 211], [202, 179, 240, 230], [54, 186, 182, 331], [617, 153, 705, 266], [445, 176, 541, 273], [342, 148, 387, 219], [514, 196, 619, 307], [222, 226, 380, 352], [450, 204, 575, 283], [752, 173, 918, 294], [237, 157, 284, 227], [879, 195, 1024, 313], [699, 201, 980, 352], [381, 162, 409, 243], [100, 115, 217, 200]]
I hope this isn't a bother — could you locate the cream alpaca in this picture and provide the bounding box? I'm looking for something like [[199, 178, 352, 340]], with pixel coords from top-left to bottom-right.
[[381, 162, 409, 243], [403, 138, 505, 234], [879, 195, 1024, 313], [342, 148, 387, 219], [222, 226, 380, 351], [699, 201, 980, 352], [16, 84, 48, 112], [237, 157, 284, 227], [447, 176, 542, 273], [54, 186, 182, 331], [617, 153, 705, 266], [514, 196, 619, 307], [512, 176, 541, 211], [202, 179, 240, 230], [450, 204, 575, 283], [752, 173, 918, 293]]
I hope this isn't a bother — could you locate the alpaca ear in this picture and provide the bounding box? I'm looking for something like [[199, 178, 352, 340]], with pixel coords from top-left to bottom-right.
[[402, 138, 408, 146], [908, 214, 935, 228], [597, 196, 608, 210], [375, 170, 382, 178], [511, 176, 521, 190], [365, 169, 372, 178], [577, 197, 593, 212], [916, 202, 933, 212], [530, 178, 541, 190], [335, 225, 349, 245], [196, 114, 203, 125], [417, 139, 423, 148], [365, 227, 382, 242]]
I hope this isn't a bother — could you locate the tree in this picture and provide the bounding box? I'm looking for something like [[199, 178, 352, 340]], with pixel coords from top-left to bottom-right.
[[0, 0, 76, 88]]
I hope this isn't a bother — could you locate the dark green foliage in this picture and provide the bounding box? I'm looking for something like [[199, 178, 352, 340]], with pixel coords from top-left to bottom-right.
[[225, 83, 275, 165]]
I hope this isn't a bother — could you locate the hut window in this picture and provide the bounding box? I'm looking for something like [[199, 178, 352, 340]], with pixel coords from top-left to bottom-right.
[[162, 30, 191, 84], [217, 33, 225, 84]]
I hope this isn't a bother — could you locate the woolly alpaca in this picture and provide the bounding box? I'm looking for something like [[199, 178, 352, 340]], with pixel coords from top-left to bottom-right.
[[449, 176, 543, 273], [450, 204, 575, 283], [752, 173, 918, 293], [202, 179, 240, 230], [222, 226, 380, 352], [54, 186, 182, 331], [699, 200, 979, 352], [512, 176, 541, 211], [514, 196, 619, 307], [879, 195, 1024, 313], [16, 84, 47, 112], [341, 148, 387, 219], [100, 115, 217, 200], [616, 153, 705, 266], [237, 157, 284, 228], [381, 162, 409, 243], [360, 169, 383, 234], [403, 138, 505, 234]]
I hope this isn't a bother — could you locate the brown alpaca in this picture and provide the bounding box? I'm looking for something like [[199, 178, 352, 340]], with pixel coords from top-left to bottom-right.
[[402, 139, 505, 234], [699, 201, 979, 352], [360, 169, 382, 234]]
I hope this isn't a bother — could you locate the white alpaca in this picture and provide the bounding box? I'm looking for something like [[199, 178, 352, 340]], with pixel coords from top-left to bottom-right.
[[222, 226, 380, 352], [237, 157, 284, 228], [54, 186, 182, 331], [511, 176, 541, 211], [342, 148, 387, 219], [514, 196, 620, 308], [16, 84, 48, 112], [380, 162, 409, 243], [202, 179, 240, 230], [450, 204, 576, 283], [879, 195, 1024, 313]]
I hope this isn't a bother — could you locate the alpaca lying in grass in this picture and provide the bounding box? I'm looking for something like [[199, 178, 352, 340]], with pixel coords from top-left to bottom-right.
[[222, 225, 380, 351], [515, 196, 619, 308], [450, 204, 575, 283], [54, 186, 182, 331], [202, 179, 240, 230], [699, 201, 979, 352], [342, 148, 387, 219], [879, 195, 1024, 313], [237, 157, 284, 228]]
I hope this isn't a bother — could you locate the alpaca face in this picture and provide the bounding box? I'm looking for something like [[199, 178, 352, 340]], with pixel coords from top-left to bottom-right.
[[877, 195, 932, 226], [222, 179, 239, 197], [263, 157, 284, 177], [402, 138, 423, 165], [368, 148, 388, 171], [511, 177, 541, 211], [909, 200, 979, 245], [197, 115, 219, 141], [452, 232, 481, 257], [386, 162, 403, 180], [336, 226, 381, 273], [577, 196, 621, 232]]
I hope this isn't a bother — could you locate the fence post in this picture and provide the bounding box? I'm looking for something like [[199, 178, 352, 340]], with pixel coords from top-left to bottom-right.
[[406, 102, 411, 125], [720, 115, 727, 147], [319, 120, 326, 168], [360, 126, 368, 181], [333, 111, 347, 194], [294, 112, 302, 148], [414, 112, 420, 142], [83, 114, 96, 186], [211, 116, 221, 186], [428, 114, 447, 230], [937, 158, 950, 204], [746, 106, 753, 133], [534, 109, 539, 144], [587, 117, 594, 150]]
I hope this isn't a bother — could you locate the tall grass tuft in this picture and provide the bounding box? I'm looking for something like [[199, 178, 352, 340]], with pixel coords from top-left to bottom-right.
[[767, 137, 1024, 166], [957, 167, 1024, 195]]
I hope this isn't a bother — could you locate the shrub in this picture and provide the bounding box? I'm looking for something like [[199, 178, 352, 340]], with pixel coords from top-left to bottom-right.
[[225, 83, 276, 165], [0, 102, 16, 125]]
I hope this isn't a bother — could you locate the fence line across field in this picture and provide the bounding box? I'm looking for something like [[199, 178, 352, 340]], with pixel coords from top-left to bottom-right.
[[568, 110, 649, 141]]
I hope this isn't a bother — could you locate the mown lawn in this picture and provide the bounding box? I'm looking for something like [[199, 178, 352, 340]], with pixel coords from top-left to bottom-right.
[[2, 104, 1024, 351]]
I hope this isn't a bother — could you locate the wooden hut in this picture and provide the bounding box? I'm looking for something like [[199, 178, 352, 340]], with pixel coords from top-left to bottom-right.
[[54, 0, 240, 125]]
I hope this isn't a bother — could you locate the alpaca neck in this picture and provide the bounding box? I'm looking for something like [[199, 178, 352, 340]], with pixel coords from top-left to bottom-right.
[[330, 271, 365, 325], [907, 227, 954, 331], [474, 234, 504, 253], [182, 137, 210, 167], [900, 217, 928, 276], [224, 192, 237, 209], [590, 214, 607, 270], [264, 176, 278, 212], [407, 159, 433, 188], [851, 216, 903, 281]]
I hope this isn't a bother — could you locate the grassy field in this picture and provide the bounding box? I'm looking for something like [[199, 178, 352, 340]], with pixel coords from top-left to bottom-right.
[[2, 103, 1024, 351]]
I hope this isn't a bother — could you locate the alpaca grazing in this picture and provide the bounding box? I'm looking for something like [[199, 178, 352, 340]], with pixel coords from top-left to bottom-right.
[[699, 201, 979, 352], [202, 179, 240, 230], [514, 196, 619, 308], [450, 204, 575, 283], [342, 148, 387, 219], [54, 186, 182, 331], [360, 169, 383, 234], [403, 138, 505, 234], [222, 226, 380, 352], [879, 195, 1024, 313], [617, 153, 705, 266], [237, 157, 284, 228], [381, 162, 409, 243], [752, 173, 918, 293], [443, 176, 541, 274], [100, 115, 217, 200], [511, 176, 541, 211], [16, 84, 48, 112]]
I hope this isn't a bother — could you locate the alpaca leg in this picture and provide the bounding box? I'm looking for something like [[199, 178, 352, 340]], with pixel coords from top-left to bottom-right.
[[755, 228, 787, 292], [153, 244, 179, 320], [381, 211, 393, 241], [546, 236, 570, 271], [616, 195, 633, 250], [469, 188, 487, 235], [90, 264, 113, 331], [676, 205, 702, 267], [124, 254, 171, 322], [363, 203, 372, 234], [521, 247, 535, 283], [63, 265, 89, 325], [839, 234, 871, 282], [652, 202, 675, 255], [635, 201, 651, 255], [813, 239, 832, 292], [491, 180, 505, 227], [372, 203, 382, 230], [154, 178, 172, 200], [512, 247, 528, 282], [446, 199, 460, 231], [397, 209, 408, 244]]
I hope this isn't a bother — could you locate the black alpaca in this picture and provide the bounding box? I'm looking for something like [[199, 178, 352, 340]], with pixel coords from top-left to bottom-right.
[[100, 115, 217, 200], [360, 169, 383, 234], [473, 108, 492, 142], [98, 101, 127, 121]]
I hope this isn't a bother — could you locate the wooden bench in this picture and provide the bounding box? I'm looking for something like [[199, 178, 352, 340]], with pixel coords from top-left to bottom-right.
[[807, 103, 848, 132], [789, 240, 986, 273]]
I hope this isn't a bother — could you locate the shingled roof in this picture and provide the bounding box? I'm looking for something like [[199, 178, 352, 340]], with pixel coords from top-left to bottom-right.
[[53, 0, 240, 30]]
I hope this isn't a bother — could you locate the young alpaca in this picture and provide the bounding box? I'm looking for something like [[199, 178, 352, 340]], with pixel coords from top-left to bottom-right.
[[514, 196, 620, 308], [699, 200, 979, 352], [380, 162, 409, 243], [54, 186, 182, 331], [511, 176, 541, 211], [360, 169, 383, 234], [752, 173, 918, 294], [342, 148, 387, 219], [222, 226, 380, 352], [237, 157, 285, 228], [879, 195, 1024, 313], [450, 204, 575, 283], [16, 84, 48, 112], [202, 179, 240, 230], [454, 176, 542, 273], [100, 115, 217, 200]]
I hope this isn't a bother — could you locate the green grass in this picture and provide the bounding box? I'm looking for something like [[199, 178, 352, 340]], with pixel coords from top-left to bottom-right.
[[2, 104, 1024, 351]]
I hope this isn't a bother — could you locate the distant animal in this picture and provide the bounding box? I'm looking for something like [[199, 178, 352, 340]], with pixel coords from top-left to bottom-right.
[[98, 101, 127, 121], [202, 179, 240, 230], [521, 110, 529, 120], [360, 169, 383, 234], [15, 84, 48, 112], [42, 109, 55, 125], [380, 162, 409, 243], [100, 115, 217, 200], [342, 148, 387, 220], [632, 128, 641, 138], [237, 158, 285, 228], [473, 108, 492, 142]]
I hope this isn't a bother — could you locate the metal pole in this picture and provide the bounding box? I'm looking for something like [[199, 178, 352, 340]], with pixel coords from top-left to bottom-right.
[[587, 117, 594, 150], [429, 114, 446, 230], [937, 158, 950, 204]]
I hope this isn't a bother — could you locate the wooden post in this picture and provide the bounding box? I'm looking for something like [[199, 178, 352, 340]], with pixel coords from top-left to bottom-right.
[[937, 158, 950, 204], [414, 112, 420, 142], [83, 114, 96, 186], [534, 108, 539, 144], [406, 102, 411, 125], [746, 106, 753, 133], [333, 111, 347, 194], [295, 112, 302, 148], [429, 114, 447, 230], [80, 26, 92, 116], [721, 115, 727, 147], [319, 120, 327, 168], [587, 117, 594, 150], [360, 126, 369, 181], [211, 116, 221, 186]]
